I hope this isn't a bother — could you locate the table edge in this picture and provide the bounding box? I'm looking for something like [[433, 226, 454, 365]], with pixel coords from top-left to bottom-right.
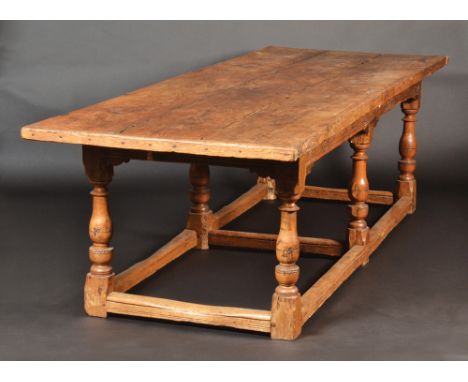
[[20, 127, 300, 162]]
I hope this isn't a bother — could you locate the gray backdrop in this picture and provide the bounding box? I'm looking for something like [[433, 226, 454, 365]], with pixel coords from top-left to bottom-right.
[[0, 21, 467, 360]]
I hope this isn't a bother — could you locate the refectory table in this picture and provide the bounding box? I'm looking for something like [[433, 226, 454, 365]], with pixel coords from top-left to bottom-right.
[[21, 46, 447, 340]]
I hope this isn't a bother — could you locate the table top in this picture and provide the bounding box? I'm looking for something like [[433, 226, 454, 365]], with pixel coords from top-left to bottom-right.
[[21, 46, 447, 162]]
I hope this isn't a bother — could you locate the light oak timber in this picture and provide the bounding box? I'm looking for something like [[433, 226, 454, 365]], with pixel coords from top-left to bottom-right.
[[398, 97, 420, 213], [114, 230, 197, 293], [106, 292, 271, 333], [213, 183, 268, 229], [83, 146, 119, 317], [21, 47, 447, 162], [302, 82, 424, 169], [270, 167, 305, 340], [208, 229, 342, 257], [20, 47, 448, 340], [302, 186, 394, 205], [301, 196, 412, 324], [347, 122, 374, 249]]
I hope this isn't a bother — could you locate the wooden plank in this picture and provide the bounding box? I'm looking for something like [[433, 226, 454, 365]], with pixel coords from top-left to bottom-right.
[[114, 229, 197, 293], [209, 229, 342, 257], [106, 292, 271, 333], [19, 48, 371, 161], [213, 183, 267, 229], [21, 47, 447, 162], [302, 186, 394, 205], [301, 196, 412, 323], [199, 56, 445, 162]]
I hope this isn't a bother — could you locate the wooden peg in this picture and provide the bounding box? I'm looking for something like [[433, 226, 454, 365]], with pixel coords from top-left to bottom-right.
[[187, 163, 214, 249], [398, 97, 420, 213], [271, 190, 302, 340], [257, 176, 276, 200]]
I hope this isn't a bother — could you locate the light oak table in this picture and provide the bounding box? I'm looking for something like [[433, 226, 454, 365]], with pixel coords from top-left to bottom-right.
[[21, 47, 447, 340]]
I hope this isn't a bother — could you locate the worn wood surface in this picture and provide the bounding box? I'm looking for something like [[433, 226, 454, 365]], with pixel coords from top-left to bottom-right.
[[257, 176, 277, 200], [21, 46, 447, 162], [302, 186, 394, 205], [347, 121, 375, 248], [270, 172, 303, 340], [106, 292, 271, 333], [208, 229, 342, 256], [83, 146, 116, 317], [398, 97, 420, 212]]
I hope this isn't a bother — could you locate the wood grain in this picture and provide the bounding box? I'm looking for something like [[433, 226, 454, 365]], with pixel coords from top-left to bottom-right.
[[270, 174, 303, 340], [208, 229, 342, 257], [83, 146, 116, 317], [302, 186, 394, 205], [347, 123, 374, 248], [398, 97, 420, 213], [21, 46, 447, 162], [106, 292, 271, 333]]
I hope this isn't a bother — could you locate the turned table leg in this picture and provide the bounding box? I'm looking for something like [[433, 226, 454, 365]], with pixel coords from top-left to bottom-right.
[[270, 169, 304, 340], [187, 163, 214, 249], [348, 124, 375, 249], [398, 97, 420, 213], [347, 122, 376, 266], [83, 146, 116, 317]]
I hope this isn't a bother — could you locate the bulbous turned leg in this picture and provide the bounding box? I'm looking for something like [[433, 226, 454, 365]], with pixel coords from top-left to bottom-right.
[[187, 163, 214, 249], [398, 97, 420, 213], [83, 146, 115, 317], [270, 187, 302, 340], [347, 123, 374, 262], [257, 176, 276, 200]]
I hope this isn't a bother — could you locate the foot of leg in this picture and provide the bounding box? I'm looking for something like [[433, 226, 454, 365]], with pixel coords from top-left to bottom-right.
[[257, 176, 276, 200]]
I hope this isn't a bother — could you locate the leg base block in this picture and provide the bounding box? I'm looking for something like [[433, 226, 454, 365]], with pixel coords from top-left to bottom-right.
[[347, 227, 369, 248], [270, 289, 302, 340], [397, 179, 416, 213], [84, 273, 114, 318], [187, 211, 215, 249]]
